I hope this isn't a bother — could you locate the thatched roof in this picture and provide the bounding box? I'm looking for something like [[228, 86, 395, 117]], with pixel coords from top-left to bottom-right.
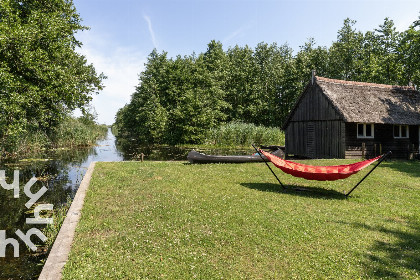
[[315, 76, 420, 125]]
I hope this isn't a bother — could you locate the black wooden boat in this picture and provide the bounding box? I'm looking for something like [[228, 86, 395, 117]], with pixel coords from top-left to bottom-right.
[[187, 146, 285, 164]]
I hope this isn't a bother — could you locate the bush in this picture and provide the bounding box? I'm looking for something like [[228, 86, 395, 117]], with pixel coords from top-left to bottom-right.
[[205, 122, 284, 147]]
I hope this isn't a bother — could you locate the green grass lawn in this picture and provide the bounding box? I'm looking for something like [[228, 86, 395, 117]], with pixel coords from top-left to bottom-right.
[[62, 160, 420, 279]]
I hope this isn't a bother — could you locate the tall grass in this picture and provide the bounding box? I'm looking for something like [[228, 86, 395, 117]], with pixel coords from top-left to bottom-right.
[[12, 130, 51, 156], [205, 122, 284, 147], [1, 117, 108, 159], [52, 118, 108, 148]]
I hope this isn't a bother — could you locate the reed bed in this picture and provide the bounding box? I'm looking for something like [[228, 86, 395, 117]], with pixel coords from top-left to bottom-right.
[[205, 122, 284, 147]]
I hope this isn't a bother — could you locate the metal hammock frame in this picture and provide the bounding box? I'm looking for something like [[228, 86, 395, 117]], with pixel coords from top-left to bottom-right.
[[252, 144, 391, 197]]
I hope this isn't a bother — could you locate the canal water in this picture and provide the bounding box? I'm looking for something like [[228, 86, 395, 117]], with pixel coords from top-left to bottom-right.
[[0, 128, 252, 279], [0, 128, 125, 280]]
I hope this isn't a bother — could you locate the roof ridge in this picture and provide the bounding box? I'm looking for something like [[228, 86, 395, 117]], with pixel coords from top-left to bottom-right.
[[315, 76, 416, 91]]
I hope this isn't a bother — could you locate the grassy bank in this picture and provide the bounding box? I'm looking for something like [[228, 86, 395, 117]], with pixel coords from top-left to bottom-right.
[[63, 160, 420, 279], [1, 117, 108, 159]]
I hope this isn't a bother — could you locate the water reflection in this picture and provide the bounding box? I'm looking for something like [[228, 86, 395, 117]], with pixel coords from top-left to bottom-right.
[[64, 129, 124, 192], [0, 128, 123, 280], [116, 138, 255, 161]]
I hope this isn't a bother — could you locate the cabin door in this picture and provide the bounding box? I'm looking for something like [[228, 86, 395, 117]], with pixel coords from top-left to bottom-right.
[[306, 122, 315, 158]]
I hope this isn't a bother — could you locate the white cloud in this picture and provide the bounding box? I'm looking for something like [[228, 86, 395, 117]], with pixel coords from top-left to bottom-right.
[[76, 31, 146, 125], [144, 15, 158, 49]]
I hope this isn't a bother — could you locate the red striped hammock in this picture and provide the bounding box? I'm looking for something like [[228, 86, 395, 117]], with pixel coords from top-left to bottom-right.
[[259, 150, 383, 181]]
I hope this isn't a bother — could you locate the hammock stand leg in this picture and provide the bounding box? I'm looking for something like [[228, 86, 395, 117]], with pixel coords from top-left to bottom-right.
[[252, 144, 285, 189], [345, 151, 392, 197]]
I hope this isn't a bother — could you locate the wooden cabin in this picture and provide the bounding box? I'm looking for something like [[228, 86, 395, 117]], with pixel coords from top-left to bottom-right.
[[282, 76, 420, 159]]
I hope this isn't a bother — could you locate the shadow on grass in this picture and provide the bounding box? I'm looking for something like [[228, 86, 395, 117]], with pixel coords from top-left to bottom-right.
[[338, 220, 420, 278], [384, 160, 420, 178], [241, 182, 346, 200]]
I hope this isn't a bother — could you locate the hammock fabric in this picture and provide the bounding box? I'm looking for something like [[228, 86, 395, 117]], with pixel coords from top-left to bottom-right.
[[259, 150, 383, 181]]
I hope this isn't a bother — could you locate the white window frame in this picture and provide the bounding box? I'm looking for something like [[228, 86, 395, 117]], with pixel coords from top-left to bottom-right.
[[393, 125, 409, 139], [357, 123, 374, 139]]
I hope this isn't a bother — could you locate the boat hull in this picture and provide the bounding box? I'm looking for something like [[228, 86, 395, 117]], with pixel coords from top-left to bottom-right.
[[187, 149, 284, 164]]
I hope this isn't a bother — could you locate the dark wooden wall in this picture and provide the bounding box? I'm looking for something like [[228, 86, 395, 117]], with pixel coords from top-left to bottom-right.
[[345, 123, 420, 159], [284, 83, 420, 159], [285, 84, 346, 158], [286, 120, 345, 158]]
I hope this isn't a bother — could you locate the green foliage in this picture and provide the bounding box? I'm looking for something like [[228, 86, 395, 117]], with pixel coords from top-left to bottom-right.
[[398, 14, 420, 85], [373, 18, 402, 84], [1, 117, 107, 159], [205, 122, 284, 147], [0, 0, 105, 151], [78, 106, 99, 126], [328, 18, 365, 80], [51, 117, 108, 147], [115, 42, 294, 145], [63, 161, 420, 279], [115, 47, 229, 145], [115, 14, 420, 146]]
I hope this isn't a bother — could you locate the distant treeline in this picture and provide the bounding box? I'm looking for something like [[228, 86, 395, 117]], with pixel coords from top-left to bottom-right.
[[115, 16, 420, 145]]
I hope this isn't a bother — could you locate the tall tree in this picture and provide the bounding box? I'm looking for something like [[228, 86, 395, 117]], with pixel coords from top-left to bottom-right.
[[0, 0, 104, 147], [119, 45, 229, 145], [225, 45, 257, 122], [253, 42, 293, 126], [329, 18, 365, 80], [372, 18, 402, 84], [294, 38, 329, 85], [122, 50, 169, 143], [398, 14, 420, 86]]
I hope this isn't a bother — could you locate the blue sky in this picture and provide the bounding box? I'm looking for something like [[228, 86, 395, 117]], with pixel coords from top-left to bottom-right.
[[72, 0, 420, 124]]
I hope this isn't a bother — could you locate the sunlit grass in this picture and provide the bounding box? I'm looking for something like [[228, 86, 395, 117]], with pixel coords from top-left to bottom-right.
[[63, 160, 420, 279]]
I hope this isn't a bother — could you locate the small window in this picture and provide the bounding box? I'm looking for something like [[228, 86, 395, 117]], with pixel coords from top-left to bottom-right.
[[357, 123, 374, 138], [394, 125, 409, 138]]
